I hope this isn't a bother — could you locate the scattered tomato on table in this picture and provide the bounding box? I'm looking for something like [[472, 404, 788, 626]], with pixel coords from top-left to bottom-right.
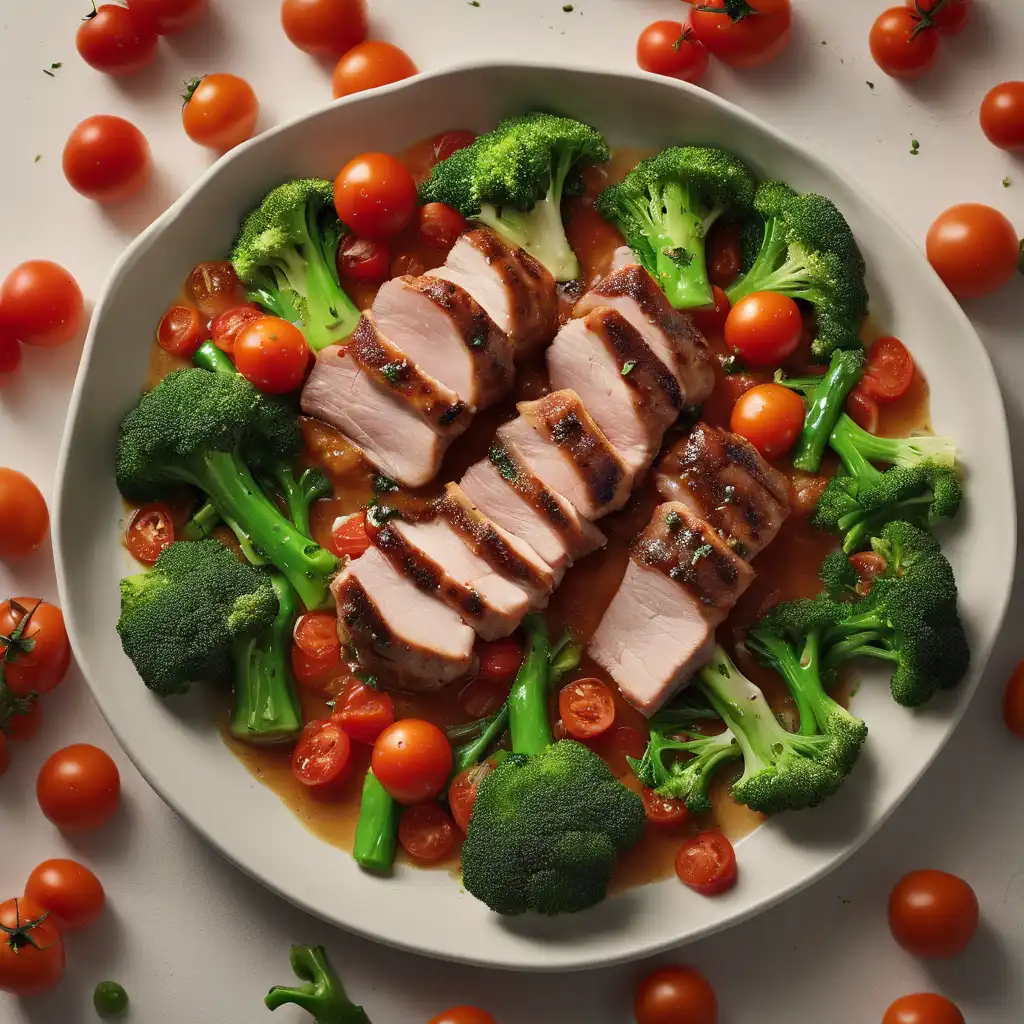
[[0, 472, 50, 560], [24, 858, 105, 932], [888, 869, 979, 958], [0, 897, 65, 995], [331, 40, 417, 99], [281, 0, 368, 57], [128, 0, 209, 35], [685, 0, 791, 70], [926, 203, 1020, 299], [634, 964, 718, 1024], [980, 81, 1024, 152], [37, 744, 121, 832], [63, 115, 151, 203], [1, 598, 70, 696], [636, 21, 709, 84], [182, 74, 260, 152], [882, 992, 965, 1024], [77, 3, 159, 77], [1, 260, 84, 349]]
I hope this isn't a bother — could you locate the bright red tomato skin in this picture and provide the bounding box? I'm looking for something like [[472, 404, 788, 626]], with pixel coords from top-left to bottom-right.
[[690, 286, 731, 337], [281, 0, 369, 57], [888, 870, 979, 958], [637, 21, 709, 84], [211, 305, 264, 355], [448, 761, 494, 834], [234, 317, 310, 394], [846, 388, 880, 434], [431, 131, 476, 164], [476, 637, 524, 686], [926, 204, 1020, 299], [0, 598, 70, 697], [908, 0, 971, 34], [427, 1008, 497, 1024], [128, 0, 208, 34], [558, 677, 616, 740], [689, 0, 791, 69], [5, 699, 42, 741], [642, 788, 690, 828], [77, 4, 159, 76], [419, 203, 468, 249], [730, 382, 805, 460], [291, 612, 342, 690], [371, 719, 453, 805], [0, 324, 20, 376], [157, 305, 203, 357], [675, 832, 738, 895], [330, 511, 372, 558], [0, 471, 49, 560], [337, 236, 391, 284], [634, 964, 718, 1024], [333, 153, 418, 239], [331, 41, 417, 99], [63, 115, 151, 203], [37, 745, 121, 832], [724, 291, 802, 367], [125, 503, 175, 565], [861, 336, 914, 401], [182, 74, 259, 152], [291, 720, 352, 790], [25, 859, 105, 932], [398, 802, 458, 862], [1, 261, 84, 348], [188, 261, 245, 317], [980, 81, 1024, 152], [870, 8, 940, 80], [0, 897, 65, 996], [332, 680, 395, 745], [882, 993, 965, 1024]]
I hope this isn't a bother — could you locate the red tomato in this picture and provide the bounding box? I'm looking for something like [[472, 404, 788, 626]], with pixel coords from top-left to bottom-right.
[[0, 734, 9, 777], [127, 0, 208, 34], [125, 503, 175, 565], [234, 316, 309, 394], [724, 291, 802, 367], [333, 153, 418, 239], [1003, 659, 1024, 738], [211, 305, 264, 355], [371, 719, 453, 805], [634, 964, 718, 1024], [675, 832, 738, 895], [589, 724, 648, 778], [419, 203, 468, 250], [188, 261, 246, 317], [0, 261, 84, 348], [690, 286, 730, 337], [926, 203, 1020, 299], [337, 235, 391, 284], [331, 511, 372, 558], [850, 551, 887, 595], [689, 0, 791, 69], [76, 4, 158, 76], [25, 859, 105, 932], [156, 304, 203, 357], [448, 761, 494, 834], [730, 383, 805, 460], [642, 787, 690, 828], [0, 320, 20, 377], [331, 41, 418, 100], [636, 21, 709, 84], [37, 744, 121, 832], [291, 611, 342, 690], [789, 471, 830, 518], [332, 680, 395, 744], [476, 637, 524, 686], [431, 130, 477, 165], [280, 0, 368, 58], [861, 336, 914, 401], [0, 470, 49, 559], [182, 74, 259, 152], [391, 253, 426, 279], [5, 699, 42, 741], [908, 0, 972, 34], [428, 1008, 497, 1024], [291, 720, 352, 790], [0, 897, 65, 996], [870, 8, 940, 80], [0, 599, 71, 697], [980, 81, 1024, 153], [707, 222, 743, 288], [62, 115, 151, 203], [558, 677, 616, 740], [398, 802, 458, 862], [846, 388, 880, 434], [883, 993, 965, 1024], [888, 869, 978, 958]]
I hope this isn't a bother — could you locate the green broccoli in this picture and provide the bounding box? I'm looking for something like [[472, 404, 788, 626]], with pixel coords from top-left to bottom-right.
[[727, 182, 868, 360], [420, 111, 609, 281], [231, 178, 359, 352], [351, 770, 399, 875], [116, 368, 338, 609], [461, 615, 645, 915], [266, 945, 371, 1024], [818, 547, 860, 597], [790, 348, 865, 473], [595, 146, 756, 309]]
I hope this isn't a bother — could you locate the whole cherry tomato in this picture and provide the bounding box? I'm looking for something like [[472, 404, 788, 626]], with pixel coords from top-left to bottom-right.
[[333, 153, 418, 239], [882, 993, 964, 1024], [25, 859, 105, 932], [870, 7, 940, 80], [690, 286, 731, 337], [688, 0, 791, 70], [475, 637, 524, 686], [0, 261, 84, 348], [980, 81, 1024, 152], [76, 4, 158, 76], [280, 0, 368, 58], [888, 869, 978, 958], [418, 203, 468, 250], [634, 964, 718, 1024], [182, 74, 259, 152], [0, 897, 65, 996], [636, 21, 709, 84], [128, 0, 208, 35], [907, 0, 972, 34], [234, 316, 310, 394], [0, 598, 71, 697], [63, 115, 151, 203], [724, 291, 803, 367], [331, 41, 417, 100], [0, 470, 49, 559], [730, 382, 805, 460], [37, 745, 121, 832], [926, 204, 1020, 299], [188, 261, 246, 317], [371, 719, 453, 804]]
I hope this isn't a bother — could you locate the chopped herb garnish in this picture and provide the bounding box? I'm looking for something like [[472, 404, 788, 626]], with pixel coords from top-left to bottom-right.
[[866, 81, 875, 89], [379, 360, 406, 387], [468, 1, 480, 5], [1003, 176, 1012, 188], [562, 3, 574, 9], [665, 510, 682, 531], [662, 246, 694, 268], [719, 354, 740, 375], [722, 484, 737, 505], [33, 154, 41, 163], [489, 445, 518, 482], [51, 62, 62, 69], [356, 671, 379, 688], [468, 333, 486, 349], [552, 413, 579, 445], [365, 503, 402, 529], [910, 138, 920, 156], [439, 402, 466, 427], [43, 68, 55, 77], [691, 543, 714, 566], [621, 360, 636, 376], [372, 473, 399, 494]]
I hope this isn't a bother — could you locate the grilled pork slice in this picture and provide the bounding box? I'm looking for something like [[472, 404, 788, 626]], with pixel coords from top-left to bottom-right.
[[499, 390, 633, 521], [547, 308, 682, 474], [372, 275, 514, 410], [332, 546, 475, 690], [589, 502, 755, 716], [656, 423, 791, 560], [373, 515, 530, 641], [574, 264, 714, 408], [433, 229, 558, 359]]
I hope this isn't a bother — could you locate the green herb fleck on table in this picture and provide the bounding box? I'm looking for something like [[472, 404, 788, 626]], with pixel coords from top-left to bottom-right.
[[33, 154, 42, 163], [866, 81, 875, 89], [1003, 176, 1012, 188], [910, 138, 920, 156], [621, 360, 636, 376], [94, 981, 129, 1019], [563, 3, 574, 9], [468, 0, 480, 5]]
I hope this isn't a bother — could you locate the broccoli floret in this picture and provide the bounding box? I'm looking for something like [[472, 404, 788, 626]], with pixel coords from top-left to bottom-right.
[[819, 548, 860, 597], [596, 146, 756, 309], [231, 179, 359, 352], [790, 349, 865, 473], [461, 615, 645, 915], [727, 183, 868, 360], [266, 945, 371, 1024], [419, 111, 608, 281], [116, 368, 338, 609], [117, 540, 278, 697]]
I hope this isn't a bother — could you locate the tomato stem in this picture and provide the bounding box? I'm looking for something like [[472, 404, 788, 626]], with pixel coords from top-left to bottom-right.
[[0, 600, 43, 730], [694, 0, 762, 22], [910, 0, 951, 38], [672, 26, 695, 51], [181, 77, 205, 107], [0, 900, 59, 953]]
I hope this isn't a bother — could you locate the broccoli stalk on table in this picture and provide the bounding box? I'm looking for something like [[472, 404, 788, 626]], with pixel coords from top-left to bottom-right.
[[420, 110, 609, 281], [595, 146, 756, 309], [266, 945, 371, 1024]]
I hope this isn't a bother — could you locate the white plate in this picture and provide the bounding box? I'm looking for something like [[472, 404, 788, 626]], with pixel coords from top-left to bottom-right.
[[53, 63, 1015, 971]]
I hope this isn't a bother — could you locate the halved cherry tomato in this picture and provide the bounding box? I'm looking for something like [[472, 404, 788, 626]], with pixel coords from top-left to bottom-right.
[[926, 203, 1020, 300], [125, 503, 175, 565], [25, 859, 105, 932], [850, 551, 887, 596], [634, 964, 718, 1024], [331, 511, 372, 558], [589, 724, 648, 777], [689, 0, 791, 69], [333, 153, 418, 239], [291, 720, 352, 790], [371, 719, 453, 804], [725, 291, 802, 368], [280, 0, 368, 57], [861, 336, 914, 401], [188, 261, 245, 317], [291, 611, 342, 690], [636, 21, 709, 84], [559, 677, 616, 740], [0, 261, 84, 348], [211, 305, 264, 355], [476, 637, 524, 686], [431, 130, 477, 165], [980, 81, 1024, 153], [337, 236, 391, 284], [62, 115, 151, 203], [156, 305, 203, 357], [642, 787, 690, 828], [234, 316, 309, 394], [182, 74, 259, 152], [418, 203, 467, 250], [448, 761, 494, 834], [888, 869, 978, 958], [675, 831, 738, 895], [707, 221, 743, 288], [0, 469, 49, 559], [398, 802, 458, 862], [427, 1008, 497, 1024], [883, 993, 965, 1024], [789, 471, 830, 519], [907, 0, 972, 34], [1, 599, 71, 697], [76, 4, 158, 77], [5, 699, 42, 741], [870, 7, 940, 80], [1003, 659, 1024, 738], [331, 41, 417, 100], [128, 0, 208, 34], [332, 679, 395, 744], [690, 285, 730, 337], [37, 744, 121, 832], [845, 388, 880, 434], [0, 897, 65, 996], [730, 382, 805, 460]]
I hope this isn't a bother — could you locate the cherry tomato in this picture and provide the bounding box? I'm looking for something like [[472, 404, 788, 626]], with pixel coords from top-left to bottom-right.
[[707, 222, 743, 289], [0, 897, 65, 996], [182, 74, 259, 152], [636, 21, 709, 84], [883, 993, 964, 1024], [789, 471, 830, 518], [127, 0, 208, 34], [291, 720, 352, 790], [125, 503, 175, 565], [419, 203, 468, 250], [730, 382, 805, 460], [5, 699, 42, 741], [280, 0, 368, 58], [476, 637, 524, 686], [37, 744, 121, 832], [559, 677, 616, 740], [642, 787, 690, 828], [234, 316, 309, 394], [25, 859, 105, 932], [188, 261, 245, 318], [0, 470, 49, 559], [156, 304, 203, 357], [398, 802, 458, 862], [371, 719, 453, 805], [0, 734, 9, 777], [980, 81, 1024, 153], [675, 832, 738, 895], [291, 611, 342, 690], [1003, 659, 1024, 738], [690, 286, 730, 337], [850, 551, 887, 595], [845, 388, 880, 434], [689, 0, 791, 70], [926, 203, 1020, 300], [62, 115, 151, 203], [861, 336, 914, 401], [332, 680, 395, 744], [907, 0, 972, 34], [76, 4, 158, 76], [337, 235, 391, 284], [431, 130, 477, 165], [427, 1008, 497, 1024], [888, 869, 978, 958], [333, 153, 418, 239], [331, 511, 372, 558], [0, 599, 71, 697], [448, 761, 494, 834], [0, 320, 20, 377], [634, 964, 718, 1024], [589, 723, 648, 777], [211, 305, 264, 355], [331, 41, 418, 100], [870, 8, 939, 80], [0, 261, 84, 348], [724, 291, 802, 367]]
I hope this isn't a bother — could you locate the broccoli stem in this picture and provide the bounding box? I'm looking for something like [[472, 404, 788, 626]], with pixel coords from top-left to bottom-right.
[[180, 500, 220, 541], [266, 944, 371, 1024], [352, 770, 399, 875], [248, 287, 300, 324], [192, 340, 235, 375], [830, 412, 957, 469], [507, 614, 553, 756], [453, 705, 510, 776], [653, 181, 714, 309], [791, 350, 865, 473], [726, 216, 791, 305]]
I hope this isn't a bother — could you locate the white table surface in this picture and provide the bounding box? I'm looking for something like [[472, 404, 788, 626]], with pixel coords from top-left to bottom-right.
[[2, 2, 1023, 1021]]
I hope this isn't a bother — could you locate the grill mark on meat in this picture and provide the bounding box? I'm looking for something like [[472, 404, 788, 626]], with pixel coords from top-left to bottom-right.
[[593, 308, 682, 411], [338, 576, 393, 650], [487, 442, 570, 529]]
